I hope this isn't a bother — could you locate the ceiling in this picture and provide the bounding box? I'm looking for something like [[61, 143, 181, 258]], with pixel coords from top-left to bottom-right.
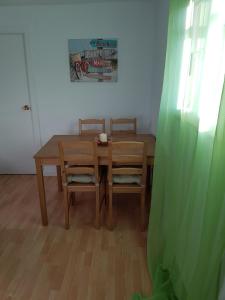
[[0, 0, 150, 6]]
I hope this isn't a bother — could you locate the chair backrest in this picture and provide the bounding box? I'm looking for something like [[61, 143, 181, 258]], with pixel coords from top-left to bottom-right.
[[110, 118, 136, 135], [58, 141, 99, 184], [108, 141, 147, 186], [79, 118, 105, 136]]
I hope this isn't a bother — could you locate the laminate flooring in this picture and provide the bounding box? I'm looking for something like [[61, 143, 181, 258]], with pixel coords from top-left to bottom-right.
[[0, 175, 151, 300]]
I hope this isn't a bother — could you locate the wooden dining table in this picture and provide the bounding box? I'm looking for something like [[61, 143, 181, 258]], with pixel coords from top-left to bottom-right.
[[34, 134, 156, 226]]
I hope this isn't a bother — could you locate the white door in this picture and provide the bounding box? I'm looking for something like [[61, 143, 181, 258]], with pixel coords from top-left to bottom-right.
[[0, 34, 36, 174]]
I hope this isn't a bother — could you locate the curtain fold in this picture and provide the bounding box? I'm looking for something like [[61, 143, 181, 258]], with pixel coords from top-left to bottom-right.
[[133, 0, 225, 299]]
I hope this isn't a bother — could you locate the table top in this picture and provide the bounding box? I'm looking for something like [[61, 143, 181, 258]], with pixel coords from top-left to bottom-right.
[[34, 134, 156, 161]]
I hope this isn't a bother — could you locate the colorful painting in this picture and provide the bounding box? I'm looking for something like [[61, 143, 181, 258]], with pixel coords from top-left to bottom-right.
[[68, 39, 118, 82]]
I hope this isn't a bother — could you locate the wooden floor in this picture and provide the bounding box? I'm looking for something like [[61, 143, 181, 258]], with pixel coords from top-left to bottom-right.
[[0, 175, 151, 300]]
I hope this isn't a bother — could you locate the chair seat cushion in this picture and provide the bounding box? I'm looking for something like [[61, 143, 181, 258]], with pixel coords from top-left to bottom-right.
[[112, 175, 141, 184], [67, 174, 95, 184]]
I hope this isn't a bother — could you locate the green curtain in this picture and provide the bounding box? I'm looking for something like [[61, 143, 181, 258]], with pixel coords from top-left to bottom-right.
[[133, 0, 225, 299]]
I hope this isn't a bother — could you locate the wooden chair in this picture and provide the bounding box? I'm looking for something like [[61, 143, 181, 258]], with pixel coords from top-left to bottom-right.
[[58, 140, 103, 229], [79, 118, 105, 136], [110, 118, 136, 135], [107, 141, 147, 230]]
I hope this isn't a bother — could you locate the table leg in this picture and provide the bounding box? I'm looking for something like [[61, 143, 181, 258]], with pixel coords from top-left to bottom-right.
[[56, 165, 63, 192], [35, 159, 48, 226]]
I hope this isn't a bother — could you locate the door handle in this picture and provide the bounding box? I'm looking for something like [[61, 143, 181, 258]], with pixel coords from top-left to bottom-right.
[[22, 105, 31, 111]]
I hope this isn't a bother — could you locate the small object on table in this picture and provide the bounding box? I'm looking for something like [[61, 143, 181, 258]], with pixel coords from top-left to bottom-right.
[[97, 133, 109, 146], [99, 133, 107, 142], [96, 133, 109, 146]]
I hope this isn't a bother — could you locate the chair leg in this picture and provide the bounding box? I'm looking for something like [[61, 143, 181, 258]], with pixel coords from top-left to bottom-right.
[[71, 192, 76, 206], [108, 186, 113, 230], [95, 186, 100, 229], [104, 183, 109, 225], [141, 189, 146, 231], [64, 187, 69, 229], [99, 178, 106, 225]]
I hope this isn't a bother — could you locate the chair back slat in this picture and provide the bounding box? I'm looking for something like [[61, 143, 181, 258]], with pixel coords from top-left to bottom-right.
[[63, 155, 95, 164], [111, 141, 144, 164], [112, 168, 143, 175], [110, 118, 136, 135], [79, 119, 105, 136], [65, 167, 95, 175], [112, 155, 143, 164]]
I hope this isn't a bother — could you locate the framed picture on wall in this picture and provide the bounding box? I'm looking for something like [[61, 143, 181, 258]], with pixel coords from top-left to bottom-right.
[[68, 38, 118, 82]]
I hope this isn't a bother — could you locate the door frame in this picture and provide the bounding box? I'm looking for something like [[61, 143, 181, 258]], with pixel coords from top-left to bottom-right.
[[0, 31, 41, 154]]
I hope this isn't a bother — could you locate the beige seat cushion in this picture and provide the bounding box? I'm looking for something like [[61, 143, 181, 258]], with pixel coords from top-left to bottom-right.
[[112, 175, 141, 184], [67, 174, 95, 184]]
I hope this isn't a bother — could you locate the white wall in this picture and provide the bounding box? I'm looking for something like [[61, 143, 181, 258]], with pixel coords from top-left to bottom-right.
[[0, 1, 160, 145], [0, 1, 169, 174]]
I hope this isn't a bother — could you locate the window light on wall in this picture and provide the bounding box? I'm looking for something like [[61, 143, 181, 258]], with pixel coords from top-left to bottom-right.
[[177, 0, 225, 132]]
